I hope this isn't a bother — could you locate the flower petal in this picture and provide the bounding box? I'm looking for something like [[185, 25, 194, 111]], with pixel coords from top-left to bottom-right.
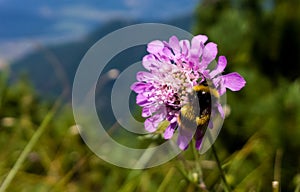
[[136, 71, 155, 81], [147, 40, 164, 54], [222, 72, 246, 91], [189, 35, 207, 59], [144, 119, 156, 132], [217, 103, 225, 119], [179, 40, 190, 56], [210, 56, 227, 78], [201, 42, 218, 67], [167, 115, 177, 123], [142, 54, 157, 70], [144, 113, 164, 132], [177, 127, 194, 150], [195, 137, 203, 150], [130, 82, 150, 93], [142, 106, 153, 117], [136, 94, 151, 106], [164, 122, 177, 139], [219, 80, 227, 96], [169, 36, 181, 54], [162, 47, 174, 60], [191, 35, 208, 50], [217, 56, 227, 71]]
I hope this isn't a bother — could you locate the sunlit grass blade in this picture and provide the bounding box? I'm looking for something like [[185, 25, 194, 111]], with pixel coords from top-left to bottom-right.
[[0, 100, 61, 192], [157, 167, 175, 192]]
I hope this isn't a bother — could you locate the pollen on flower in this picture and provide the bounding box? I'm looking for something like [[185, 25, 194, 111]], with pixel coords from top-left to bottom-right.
[[131, 35, 246, 150]]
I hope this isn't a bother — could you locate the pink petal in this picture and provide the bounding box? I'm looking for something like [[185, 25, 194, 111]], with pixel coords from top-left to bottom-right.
[[201, 42, 218, 67], [169, 116, 177, 123], [189, 35, 207, 59], [144, 119, 156, 132], [177, 127, 194, 150], [219, 80, 227, 96], [223, 72, 246, 91], [179, 40, 190, 56], [218, 56, 227, 71], [136, 94, 151, 106], [217, 103, 225, 119], [162, 47, 174, 59], [147, 40, 164, 54], [210, 56, 227, 78], [191, 35, 208, 50], [195, 137, 203, 150], [163, 122, 177, 139], [136, 71, 155, 81], [130, 82, 149, 93], [169, 36, 180, 54], [177, 135, 190, 150], [142, 106, 153, 117], [144, 114, 164, 132], [190, 47, 201, 59], [142, 54, 157, 70]]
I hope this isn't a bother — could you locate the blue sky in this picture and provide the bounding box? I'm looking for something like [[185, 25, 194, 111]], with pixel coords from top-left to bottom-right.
[[0, 0, 199, 40], [0, 0, 199, 62]]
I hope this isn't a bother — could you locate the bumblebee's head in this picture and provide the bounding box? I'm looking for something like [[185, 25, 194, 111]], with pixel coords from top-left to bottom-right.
[[193, 84, 219, 99]]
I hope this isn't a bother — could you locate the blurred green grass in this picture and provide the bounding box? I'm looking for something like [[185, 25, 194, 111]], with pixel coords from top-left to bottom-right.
[[0, 75, 210, 192], [1, 72, 299, 191]]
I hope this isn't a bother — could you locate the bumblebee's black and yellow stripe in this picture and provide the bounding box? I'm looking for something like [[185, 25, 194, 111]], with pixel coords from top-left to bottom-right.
[[177, 81, 219, 139]]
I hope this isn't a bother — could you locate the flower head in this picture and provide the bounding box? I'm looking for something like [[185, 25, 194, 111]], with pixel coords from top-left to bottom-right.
[[131, 35, 246, 150]]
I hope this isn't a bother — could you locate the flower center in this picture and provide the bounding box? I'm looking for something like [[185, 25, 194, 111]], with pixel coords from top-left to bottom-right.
[[152, 64, 203, 112]]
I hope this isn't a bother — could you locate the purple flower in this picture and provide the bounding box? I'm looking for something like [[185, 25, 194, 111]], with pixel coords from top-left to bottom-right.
[[131, 35, 246, 150]]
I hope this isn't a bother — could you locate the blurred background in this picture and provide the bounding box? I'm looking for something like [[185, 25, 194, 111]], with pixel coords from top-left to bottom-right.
[[0, 0, 299, 191]]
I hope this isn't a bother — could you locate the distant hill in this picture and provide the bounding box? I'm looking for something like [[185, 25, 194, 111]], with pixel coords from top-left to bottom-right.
[[10, 14, 193, 128], [11, 14, 194, 99]]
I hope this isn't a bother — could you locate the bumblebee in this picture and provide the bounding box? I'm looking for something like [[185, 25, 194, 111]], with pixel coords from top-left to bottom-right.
[[177, 81, 219, 139]]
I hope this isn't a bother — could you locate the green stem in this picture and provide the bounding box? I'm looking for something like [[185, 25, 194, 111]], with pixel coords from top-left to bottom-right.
[[192, 140, 207, 190], [157, 167, 175, 192], [211, 144, 232, 192], [0, 100, 60, 192], [272, 181, 279, 192], [192, 140, 202, 177], [273, 149, 282, 192]]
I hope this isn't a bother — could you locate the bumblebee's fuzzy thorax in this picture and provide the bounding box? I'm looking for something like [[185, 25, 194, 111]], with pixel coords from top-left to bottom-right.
[[178, 82, 219, 139]]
